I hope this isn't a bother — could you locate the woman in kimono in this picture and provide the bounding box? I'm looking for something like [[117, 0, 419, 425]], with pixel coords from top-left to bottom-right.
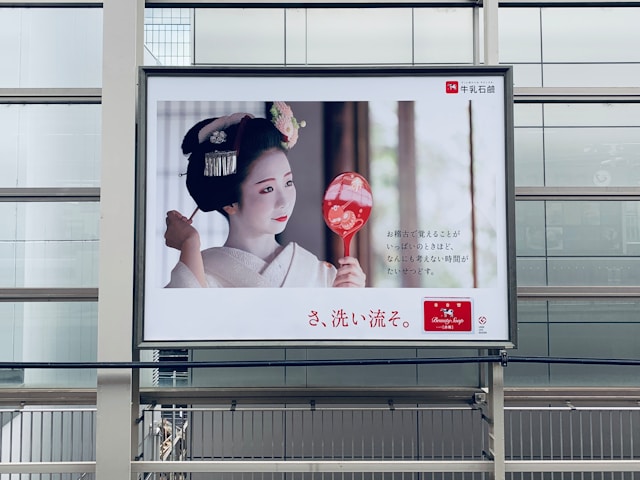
[[164, 102, 366, 288]]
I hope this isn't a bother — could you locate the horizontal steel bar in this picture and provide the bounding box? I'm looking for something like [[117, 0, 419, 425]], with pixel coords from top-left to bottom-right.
[[130, 460, 494, 473], [0, 355, 502, 369], [0, 88, 101, 103], [0, 462, 95, 475], [2, 459, 640, 475], [514, 87, 640, 102], [0, 188, 100, 202], [516, 186, 640, 201], [518, 286, 640, 299], [4, 354, 640, 370], [506, 460, 640, 473], [144, 0, 479, 7], [0, 288, 98, 302]]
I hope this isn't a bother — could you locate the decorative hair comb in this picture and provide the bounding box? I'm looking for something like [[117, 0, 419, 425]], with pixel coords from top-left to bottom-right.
[[196, 113, 251, 177], [204, 151, 237, 177], [270, 101, 306, 149]]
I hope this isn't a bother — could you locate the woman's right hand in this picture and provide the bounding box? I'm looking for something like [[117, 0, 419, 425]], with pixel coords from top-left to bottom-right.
[[164, 210, 200, 251]]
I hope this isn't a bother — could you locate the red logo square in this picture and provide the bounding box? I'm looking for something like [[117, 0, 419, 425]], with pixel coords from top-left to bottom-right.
[[446, 81, 459, 94], [423, 299, 472, 332]]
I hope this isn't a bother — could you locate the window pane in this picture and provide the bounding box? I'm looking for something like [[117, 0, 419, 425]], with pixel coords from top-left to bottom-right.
[[516, 257, 547, 286], [543, 63, 640, 88], [414, 8, 473, 64], [0, 302, 97, 388], [544, 127, 640, 187], [144, 8, 191, 66], [516, 201, 545, 256], [0, 8, 102, 88], [550, 323, 640, 386], [194, 9, 285, 64], [306, 9, 413, 64], [509, 301, 640, 387], [188, 347, 481, 388], [546, 201, 640, 257], [547, 257, 640, 286], [499, 8, 541, 63], [0, 202, 99, 288], [505, 322, 550, 386], [542, 7, 640, 63], [510, 64, 543, 88], [548, 300, 640, 323], [514, 104, 543, 127], [0, 104, 101, 188], [285, 9, 307, 65], [514, 127, 544, 186], [545, 103, 640, 127]]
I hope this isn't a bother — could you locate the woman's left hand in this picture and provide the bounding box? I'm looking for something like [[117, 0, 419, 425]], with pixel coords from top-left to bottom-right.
[[332, 256, 366, 288]]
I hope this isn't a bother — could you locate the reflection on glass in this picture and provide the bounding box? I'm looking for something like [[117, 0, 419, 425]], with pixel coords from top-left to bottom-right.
[[544, 127, 640, 187], [0, 104, 101, 188], [516, 202, 640, 284], [0, 8, 102, 88], [0, 203, 100, 288], [547, 257, 640, 286], [0, 302, 97, 388], [515, 201, 545, 256], [546, 201, 639, 257]]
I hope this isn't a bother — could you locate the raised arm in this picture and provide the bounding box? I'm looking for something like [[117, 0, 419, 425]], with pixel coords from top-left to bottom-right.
[[164, 210, 207, 287]]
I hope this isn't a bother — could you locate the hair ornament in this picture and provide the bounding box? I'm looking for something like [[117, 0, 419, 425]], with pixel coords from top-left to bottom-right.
[[209, 130, 227, 144], [204, 151, 237, 177], [270, 101, 306, 149], [197, 112, 253, 145]]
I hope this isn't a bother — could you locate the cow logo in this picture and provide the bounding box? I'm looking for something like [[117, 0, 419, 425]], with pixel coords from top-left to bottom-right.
[[423, 299, 472, 332]]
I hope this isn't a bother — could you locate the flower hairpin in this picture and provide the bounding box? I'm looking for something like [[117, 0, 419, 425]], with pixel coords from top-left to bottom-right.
[[209, 131, 227, 144], [270, 101, 306, 149]]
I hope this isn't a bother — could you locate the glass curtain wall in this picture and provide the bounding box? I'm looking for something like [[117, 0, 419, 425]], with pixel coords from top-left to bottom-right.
[[0, 6, 102, 388], [2, 3, 639, 390]]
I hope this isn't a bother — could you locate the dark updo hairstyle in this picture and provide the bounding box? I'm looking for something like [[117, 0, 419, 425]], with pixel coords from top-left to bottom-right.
[[182, 116, 287, 213]]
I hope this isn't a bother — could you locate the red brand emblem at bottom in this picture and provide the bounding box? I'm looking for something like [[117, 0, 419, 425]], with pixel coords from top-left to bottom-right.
[[423, 299, 472, 332], [446, 81, 459, 94]]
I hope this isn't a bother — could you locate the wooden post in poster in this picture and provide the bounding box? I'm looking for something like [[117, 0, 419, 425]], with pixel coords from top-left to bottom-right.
[[469, 100, 478, 288]]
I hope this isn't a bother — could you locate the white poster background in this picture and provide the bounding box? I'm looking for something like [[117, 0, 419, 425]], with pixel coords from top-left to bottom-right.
[[140, 71, 513, 345]]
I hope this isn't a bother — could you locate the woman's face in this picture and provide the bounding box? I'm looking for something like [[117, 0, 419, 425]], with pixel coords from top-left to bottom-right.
[[235, 148, 296, 236]]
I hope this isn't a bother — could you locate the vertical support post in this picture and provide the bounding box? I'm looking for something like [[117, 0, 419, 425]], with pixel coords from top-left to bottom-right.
[[487, 351, 506, 480], [483, 0, 500, 65], [96, 0, 143, 479]]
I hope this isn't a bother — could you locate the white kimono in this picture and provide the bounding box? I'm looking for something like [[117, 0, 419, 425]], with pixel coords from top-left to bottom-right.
[[166, 242, 337, 288]]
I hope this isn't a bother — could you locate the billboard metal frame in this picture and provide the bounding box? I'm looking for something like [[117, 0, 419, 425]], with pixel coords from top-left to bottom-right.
[[134, 66, 516, 349]]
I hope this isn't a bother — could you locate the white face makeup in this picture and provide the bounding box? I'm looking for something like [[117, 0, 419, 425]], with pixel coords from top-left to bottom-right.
[[233, 148, 296, 237]]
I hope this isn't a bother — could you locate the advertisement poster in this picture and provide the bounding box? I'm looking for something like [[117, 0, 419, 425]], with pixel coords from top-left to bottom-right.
[[135, 67, 516, 347]]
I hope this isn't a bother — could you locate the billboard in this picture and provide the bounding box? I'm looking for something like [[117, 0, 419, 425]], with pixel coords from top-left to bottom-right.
[[135, 67, 516, 348]]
